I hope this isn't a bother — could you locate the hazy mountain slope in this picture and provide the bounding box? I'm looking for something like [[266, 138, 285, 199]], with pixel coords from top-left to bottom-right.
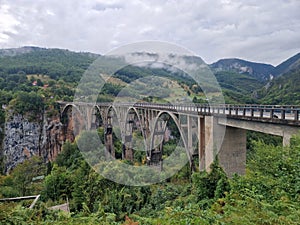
[[210, 58, 275, 82], [272, 52, 300, 76]]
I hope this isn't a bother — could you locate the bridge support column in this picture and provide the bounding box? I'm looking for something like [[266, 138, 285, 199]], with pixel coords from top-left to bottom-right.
[[198, 117, 205, 171], [105, 118, 115, 159], [204, 116, 215, 171], [105, 131, 115, 159], [199, 116, 245, 176], [202, 116, 225, 171], [86, 107, 93, 131], [283, 133, 291, 146], [218, 127, 246, 176]]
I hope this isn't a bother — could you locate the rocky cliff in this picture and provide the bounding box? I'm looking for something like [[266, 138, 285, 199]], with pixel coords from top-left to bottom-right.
[[2, 114, 65, 173]]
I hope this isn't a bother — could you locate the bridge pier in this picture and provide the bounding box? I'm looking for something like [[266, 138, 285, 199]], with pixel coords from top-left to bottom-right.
[[218, 127, 246, 176], [105, 124, 115, 159], [203, 116, 215, 171], [199, 116, 246, 176], [283, 133, 291, 146], [198, 117, 205, 171], [218, 117, 300, 147]]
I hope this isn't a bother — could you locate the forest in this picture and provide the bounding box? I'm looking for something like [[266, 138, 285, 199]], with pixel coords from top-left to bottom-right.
[[0, 132, 300, 224]]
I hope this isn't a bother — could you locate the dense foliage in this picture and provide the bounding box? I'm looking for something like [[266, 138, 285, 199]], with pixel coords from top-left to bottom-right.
[[260, 70, 300, 104], [1, 133, 300, 224], [0, 48, 96, 119]]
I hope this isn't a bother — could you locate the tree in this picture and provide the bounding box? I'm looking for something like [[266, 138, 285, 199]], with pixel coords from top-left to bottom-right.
[[9, 156, 46, 196], [42, 164, 73, 201], [192, 158, 230, 208]]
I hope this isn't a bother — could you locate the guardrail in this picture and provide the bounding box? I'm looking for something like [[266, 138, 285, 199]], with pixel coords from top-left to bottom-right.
[[132, 103, 300, 122]]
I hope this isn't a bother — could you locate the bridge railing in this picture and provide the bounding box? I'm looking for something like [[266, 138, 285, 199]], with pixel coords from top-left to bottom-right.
[[227, 105, 300, 121], [132, 102, 300, 122]]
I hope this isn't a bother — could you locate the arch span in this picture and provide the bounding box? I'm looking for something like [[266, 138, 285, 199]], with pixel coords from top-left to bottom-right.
[[60, 104, 85, 142], [61, 104, 83, 119], [150, 111, 193, 169], [123, 107, 148, 161]]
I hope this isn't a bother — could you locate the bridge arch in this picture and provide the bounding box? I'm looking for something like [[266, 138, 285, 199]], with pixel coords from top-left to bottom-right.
[[92, 105, 105, 128], [61, 104, 83, 119], [105, 105, 119, 121], [125, 107, 146, 139], [150, 111, 193, 169], [61, 104, 85, 141], [123, 107, 148, 161]]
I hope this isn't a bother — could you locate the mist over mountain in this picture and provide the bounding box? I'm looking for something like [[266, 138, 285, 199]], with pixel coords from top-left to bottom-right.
[[0, 46, 299, 104]]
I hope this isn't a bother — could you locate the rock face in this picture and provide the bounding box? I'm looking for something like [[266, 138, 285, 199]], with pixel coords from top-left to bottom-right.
[[1, 105, 88, 173], [41, 118, 65, 162], [2, 114, 65, 173], [210, 58, 275, 82]]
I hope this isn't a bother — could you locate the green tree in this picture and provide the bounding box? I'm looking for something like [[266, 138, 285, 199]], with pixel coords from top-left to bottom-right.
[[191, 158, 230, 208], [42, 164, 73, 202], [9, 156, 46, 196]]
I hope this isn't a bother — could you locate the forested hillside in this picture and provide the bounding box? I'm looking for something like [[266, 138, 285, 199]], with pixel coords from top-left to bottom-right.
[[259, 53, 300, 104], [0, 47, 98, 121], [1, 133, 300, 224], [2, 46, 299, 108]]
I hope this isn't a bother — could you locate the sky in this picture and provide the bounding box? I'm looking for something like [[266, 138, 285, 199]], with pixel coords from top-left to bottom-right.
[[0, 0, 299, 66]]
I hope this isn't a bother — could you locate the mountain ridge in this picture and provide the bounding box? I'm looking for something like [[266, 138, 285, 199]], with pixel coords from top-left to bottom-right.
[[0, 46, 299, 104], [272, 52, 300, 76]]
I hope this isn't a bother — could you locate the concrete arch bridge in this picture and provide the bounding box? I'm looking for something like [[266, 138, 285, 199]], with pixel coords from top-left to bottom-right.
[[59, 102, 300, 176]]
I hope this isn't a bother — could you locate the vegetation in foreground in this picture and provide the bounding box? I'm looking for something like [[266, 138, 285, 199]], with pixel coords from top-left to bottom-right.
[[0, 133, 300, 224]]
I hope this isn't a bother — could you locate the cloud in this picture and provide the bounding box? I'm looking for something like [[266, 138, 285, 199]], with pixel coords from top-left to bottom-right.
[[0, 0, 299, 65]]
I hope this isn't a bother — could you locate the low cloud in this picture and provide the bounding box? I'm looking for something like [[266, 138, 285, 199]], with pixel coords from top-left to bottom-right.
[[0, 0, 299, 65]]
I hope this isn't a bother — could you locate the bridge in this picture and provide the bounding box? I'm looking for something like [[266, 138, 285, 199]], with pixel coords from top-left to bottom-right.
[[59, 102, 300, 176]]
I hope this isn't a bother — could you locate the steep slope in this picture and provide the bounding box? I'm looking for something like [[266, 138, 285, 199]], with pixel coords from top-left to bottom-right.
[[259, 52, 300, 104], [272, 52, 300, 76], [214, 71, 263, 103], [210, 58, 275, 82]]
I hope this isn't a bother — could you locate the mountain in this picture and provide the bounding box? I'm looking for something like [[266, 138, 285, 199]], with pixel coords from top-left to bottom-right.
[[0, 46, 299, 105], [0, 46, 99, 58], [260, 68, 300, 105], [0, 47, 98, 83], [210, 58, 275, 82], [214, 71, 263, 104], [258, 52, 300, 105], [272, 52, 300, 76]]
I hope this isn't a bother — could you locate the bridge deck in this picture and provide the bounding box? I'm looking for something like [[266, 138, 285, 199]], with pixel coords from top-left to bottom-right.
[[61, 101, 300, 126], [131, 103, 300, 126]]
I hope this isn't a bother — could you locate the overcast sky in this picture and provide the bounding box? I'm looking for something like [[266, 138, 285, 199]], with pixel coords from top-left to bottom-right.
[[0, 0, 299, 65]]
